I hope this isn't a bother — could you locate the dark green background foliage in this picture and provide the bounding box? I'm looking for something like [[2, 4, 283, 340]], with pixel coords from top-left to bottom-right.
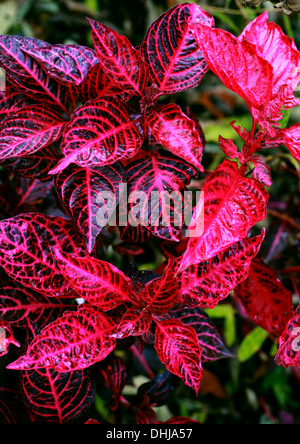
[[0, 0, 300, 424]]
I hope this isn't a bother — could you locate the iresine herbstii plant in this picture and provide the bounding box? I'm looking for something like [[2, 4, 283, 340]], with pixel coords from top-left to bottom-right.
[[0, 3, 299, 424]]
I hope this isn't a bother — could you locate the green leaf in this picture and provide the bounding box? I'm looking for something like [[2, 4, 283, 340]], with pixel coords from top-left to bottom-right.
[[237, 327, 269, 362], [279, 108, 291, 129], [206, 304, 236, 347]]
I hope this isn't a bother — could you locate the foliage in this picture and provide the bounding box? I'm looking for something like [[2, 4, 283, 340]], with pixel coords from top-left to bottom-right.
[[0, 0, 300, 425]]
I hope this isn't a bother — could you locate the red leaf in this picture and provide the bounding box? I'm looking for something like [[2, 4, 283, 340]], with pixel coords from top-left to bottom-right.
[[141, 3, 214, 98], [146, 104, 204, 170], [155, 318, 203, 394], [177, 232, 265, 309], [172, 307, 233, 362], [1, 145, 60, 181], [0, 275, 74, 328], [179, 159, 269, 271], [7, 304, 117, 371], [0, 320, 20, 357], [22, 368, 95, 423], [88, 19, 149, 96], [125, 153, 197, 242], [0, 105, 66, 160], [56, 163, 125, 253], [0, 213, 87, 297], [218, 136, 239, 160], [23, 44, 98, 86], [239, 12, 300, 121], [275, 304, 300, 368], [49, 98, 143, 174], [161, 416, 200, 424], [235, 258, 294, 337], [0, 87, 31, 121], [139, 260, 179, 315], [112, 307, 153, 339], [100, 358, 127, 411], [193, 25, 274, 112], [13, 176, 54, 211], [54, 249, 135, 311], [282, 123, 300, 163], [0, 36, 76, 114], [78, 62, 132, 103], [251, 155, 273, 187]]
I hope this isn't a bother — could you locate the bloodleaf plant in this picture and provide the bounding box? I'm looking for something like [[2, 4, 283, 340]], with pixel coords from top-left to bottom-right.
[[0, 3, 299, 424]]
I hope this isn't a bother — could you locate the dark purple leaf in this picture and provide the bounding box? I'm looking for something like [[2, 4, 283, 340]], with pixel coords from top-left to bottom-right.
[[22, 368, 96, 423], [141, 3, 214, 98], [172, 306, 233, 362], [56, 163, 125, 252], [49, 98, 143, 174], [0, 213, 87, 297]]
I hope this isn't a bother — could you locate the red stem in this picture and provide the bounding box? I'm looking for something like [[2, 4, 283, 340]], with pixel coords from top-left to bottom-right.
[[131, 344, 155, 379]]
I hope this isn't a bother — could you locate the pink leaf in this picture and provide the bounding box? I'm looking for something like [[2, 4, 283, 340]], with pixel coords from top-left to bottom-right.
[[0, 213, 87, 297], [139, 260, 179, 315], [282, 123, 300, 163], [112, 307, 153, 339], [275, 304, 300, 368], [141, 3, 214, 98], [219, 136, 239, 159], [172, 306, 233, 362], [146, 104, 204, 170], [125, 153, 197, 242], [0, 104, 66, 160], [239, 12, 300, 116], [1, 145, 60, 181], [235, 258, 294, 337], [0, 36, 76, 114], [54, 249, 135, 311], [155, 318, 203, 394], [179, 159, 269, 271], [193, 25, 274, 112], [88, 19, 149, 96], [22, 368, 95, 423], [55, 163, 125, 253], [78, 62, 132, 103], [251, 155, 273, 187], [0, 275, 74, 328], [0, 87, 31, 121], [177, 231, 265, 309], [49, 98, 143, 174], [7, 304, 117, 371], [23, 44, 98, 86]]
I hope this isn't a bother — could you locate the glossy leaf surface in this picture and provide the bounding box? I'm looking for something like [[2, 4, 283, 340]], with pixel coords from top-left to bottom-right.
[[56, 163, 125, 252], [22, 367, 95, 423], [8, 305, 117, 371], [179, 160, 269, 271], [0, 105, 66, 160], [141, 3, 214, 97], [88, 19, 149, 96], [275, 305, 300, 368], [177, 232, 265, 309], [55, 249, 135, 310], [50, 98, 143, 174], [0, 213, 86, 297], [235, 258, 294, 336], [155, 318, 203, 394], [146, 104, 204, 171]]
